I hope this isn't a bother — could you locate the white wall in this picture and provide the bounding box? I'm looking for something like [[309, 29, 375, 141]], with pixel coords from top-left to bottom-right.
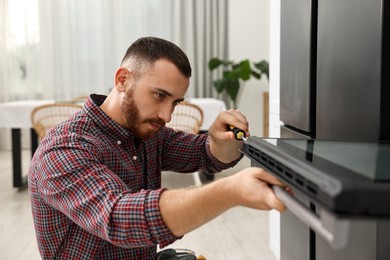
[[269, 0, 282, 138], [229, 0, 270, 137], [269, 0, 282, 258], [230, 1, 281, 259]]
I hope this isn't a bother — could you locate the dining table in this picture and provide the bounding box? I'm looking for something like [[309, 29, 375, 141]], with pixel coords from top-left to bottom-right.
[[0, 100, 54, 188]]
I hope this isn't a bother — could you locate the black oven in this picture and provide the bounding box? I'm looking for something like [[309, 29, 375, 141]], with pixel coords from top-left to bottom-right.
[[242, 137, 390, 260]]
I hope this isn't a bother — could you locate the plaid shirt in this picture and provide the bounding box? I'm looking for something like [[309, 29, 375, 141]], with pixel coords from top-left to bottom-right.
[[28, 94, 240, 259]]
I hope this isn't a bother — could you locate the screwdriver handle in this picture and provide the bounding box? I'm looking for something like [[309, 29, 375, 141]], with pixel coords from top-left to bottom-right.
[[227, 125, 246, 141]]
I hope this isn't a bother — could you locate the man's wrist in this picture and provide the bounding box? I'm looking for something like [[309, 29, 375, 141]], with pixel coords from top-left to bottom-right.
[[208, 135, 242, 163]]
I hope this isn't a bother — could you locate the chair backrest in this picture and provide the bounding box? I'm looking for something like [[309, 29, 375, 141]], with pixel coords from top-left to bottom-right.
[[166, 102, 204, 134], [71, 95, 89, 102], [31, 103, 83, 140]]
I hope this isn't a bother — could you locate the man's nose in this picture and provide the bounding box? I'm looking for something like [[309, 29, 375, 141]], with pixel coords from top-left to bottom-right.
[[158, 105, 173, 123]]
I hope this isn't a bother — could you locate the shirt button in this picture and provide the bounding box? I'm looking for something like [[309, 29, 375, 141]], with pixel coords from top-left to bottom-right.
[[117, 140, 122, 145], [133, 156, 137, 160]]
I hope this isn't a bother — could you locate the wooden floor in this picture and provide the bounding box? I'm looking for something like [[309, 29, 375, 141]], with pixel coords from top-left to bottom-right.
[[0, 150, 277, 260]]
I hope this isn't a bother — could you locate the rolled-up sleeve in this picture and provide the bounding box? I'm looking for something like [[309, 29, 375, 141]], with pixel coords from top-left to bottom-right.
[[161, 128, 242, 173], [108, 189, 178, 248], [204, 135, 243, 170]]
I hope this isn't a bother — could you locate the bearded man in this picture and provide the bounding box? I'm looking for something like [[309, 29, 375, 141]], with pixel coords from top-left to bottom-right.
[[28, 36, 286, 260]]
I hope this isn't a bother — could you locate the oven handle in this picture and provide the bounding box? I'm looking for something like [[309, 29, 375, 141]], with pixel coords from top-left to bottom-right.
[[273, 186, 350, 250]]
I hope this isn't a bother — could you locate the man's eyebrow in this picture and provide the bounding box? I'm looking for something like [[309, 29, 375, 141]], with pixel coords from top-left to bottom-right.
[[155, 88, 185, 103], [155, 88, 172, 97]]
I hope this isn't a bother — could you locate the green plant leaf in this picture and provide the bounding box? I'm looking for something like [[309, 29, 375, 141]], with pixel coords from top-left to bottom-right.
[[213, 78, 228, 93], [227, 60, 251, 81], [226, 79, 240, 103], [251, 70, 261, 79], [208, 58, 234, 71], [238, 60, 251, 80], [232, 63, 241, 70], [254, 60, 269, 79], [208, 58, 223, 70], [225, 70, 238, 80]]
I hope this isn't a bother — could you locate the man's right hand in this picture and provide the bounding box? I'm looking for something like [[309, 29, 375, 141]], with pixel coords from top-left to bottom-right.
[[226, 167, 287, 212]]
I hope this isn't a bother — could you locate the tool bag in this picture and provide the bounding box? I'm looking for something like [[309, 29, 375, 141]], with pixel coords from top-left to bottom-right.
[[157, 248, 205, 260]]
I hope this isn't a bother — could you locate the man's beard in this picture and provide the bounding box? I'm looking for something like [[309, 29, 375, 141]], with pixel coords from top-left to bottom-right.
[[121, 86, 165, 140]]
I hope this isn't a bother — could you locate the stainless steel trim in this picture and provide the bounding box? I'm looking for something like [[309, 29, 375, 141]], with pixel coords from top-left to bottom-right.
[[273, 185, 350, 249]]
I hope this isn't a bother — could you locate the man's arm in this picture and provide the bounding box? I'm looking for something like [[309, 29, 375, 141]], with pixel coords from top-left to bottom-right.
[[159, 167, 286, 237]]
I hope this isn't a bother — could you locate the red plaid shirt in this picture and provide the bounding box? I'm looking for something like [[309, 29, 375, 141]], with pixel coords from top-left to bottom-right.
[[28, 94, 240, 259]]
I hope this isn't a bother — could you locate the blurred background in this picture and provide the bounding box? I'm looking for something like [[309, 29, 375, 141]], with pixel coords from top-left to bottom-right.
[[0, 0, 270, 150]]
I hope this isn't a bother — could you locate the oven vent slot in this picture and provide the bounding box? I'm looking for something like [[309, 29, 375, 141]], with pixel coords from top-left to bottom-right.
[[246, 146, 318, 195]]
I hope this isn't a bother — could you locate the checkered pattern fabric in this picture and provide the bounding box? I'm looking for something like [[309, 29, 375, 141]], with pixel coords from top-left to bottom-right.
[[28, 94, 240, 259]]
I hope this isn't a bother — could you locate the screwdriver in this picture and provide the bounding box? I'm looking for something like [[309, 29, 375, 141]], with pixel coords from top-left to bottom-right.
[[227, 125, 247, 141]]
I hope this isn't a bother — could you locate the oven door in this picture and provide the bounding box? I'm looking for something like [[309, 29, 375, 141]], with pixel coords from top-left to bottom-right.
[[243, 137, 390, 260]]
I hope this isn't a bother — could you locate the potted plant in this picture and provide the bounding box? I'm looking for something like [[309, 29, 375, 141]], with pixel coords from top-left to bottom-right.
[[208, 58, 269, 109]]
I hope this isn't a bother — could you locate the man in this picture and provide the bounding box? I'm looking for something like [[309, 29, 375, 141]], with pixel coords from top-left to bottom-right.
[[28, 37, 286, 259]]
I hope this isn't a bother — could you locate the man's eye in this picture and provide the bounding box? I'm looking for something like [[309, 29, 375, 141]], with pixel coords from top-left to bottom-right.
[[156, 92, 165, 99]]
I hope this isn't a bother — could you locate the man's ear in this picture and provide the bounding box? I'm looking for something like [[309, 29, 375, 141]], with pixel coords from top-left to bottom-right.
[[114, 67, 132, 92]]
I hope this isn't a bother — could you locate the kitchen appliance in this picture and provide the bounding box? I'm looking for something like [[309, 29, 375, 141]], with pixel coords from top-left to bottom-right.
[[280, 0, 390, 141], [262, 0, 390, 259], [242, 138, 390, 259]]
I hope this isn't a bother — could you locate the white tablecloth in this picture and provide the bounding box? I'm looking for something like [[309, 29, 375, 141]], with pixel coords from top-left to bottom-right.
[[186, 98, 227, 131], [0, 100, 54, 128]]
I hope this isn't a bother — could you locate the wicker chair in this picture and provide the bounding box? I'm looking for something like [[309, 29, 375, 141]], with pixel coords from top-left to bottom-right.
[[71, 95, 89, 102], [165, 101, 205, 190], [166, 102, 204, 134], [31, 103, 83, 140]]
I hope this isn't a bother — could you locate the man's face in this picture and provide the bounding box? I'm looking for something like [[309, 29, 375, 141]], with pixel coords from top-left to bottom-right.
[[120, 60, 189, 140], [120, 84, 166, 139]]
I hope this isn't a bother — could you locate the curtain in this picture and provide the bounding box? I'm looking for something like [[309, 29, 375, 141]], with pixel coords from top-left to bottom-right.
[[171, 0, 231, 107], [0, 0, 173, 102], [0, 0, 42, 102], [0, 0, 229, 104]]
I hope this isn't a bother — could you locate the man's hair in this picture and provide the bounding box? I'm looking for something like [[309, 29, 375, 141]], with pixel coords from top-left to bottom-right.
[[121, 37, 192, 79]]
